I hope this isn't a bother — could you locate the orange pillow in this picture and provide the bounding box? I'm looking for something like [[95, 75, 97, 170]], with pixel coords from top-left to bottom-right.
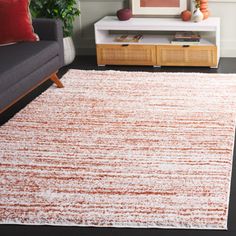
[[0, 0, 39, 45]]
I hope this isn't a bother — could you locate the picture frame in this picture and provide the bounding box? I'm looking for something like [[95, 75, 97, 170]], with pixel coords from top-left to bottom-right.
[[131, 0, 187, 16]]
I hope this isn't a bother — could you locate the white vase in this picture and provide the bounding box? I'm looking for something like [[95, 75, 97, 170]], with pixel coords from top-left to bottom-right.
[[63, 37, 76, 65], [192, 8, 204, 23]]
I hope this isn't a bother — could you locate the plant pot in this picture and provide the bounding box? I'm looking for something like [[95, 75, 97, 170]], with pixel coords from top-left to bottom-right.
[[63, 37, 76, 65]]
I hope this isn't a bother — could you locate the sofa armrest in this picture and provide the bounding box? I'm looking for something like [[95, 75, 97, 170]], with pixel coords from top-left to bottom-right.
[[32, 18, 64, 67]]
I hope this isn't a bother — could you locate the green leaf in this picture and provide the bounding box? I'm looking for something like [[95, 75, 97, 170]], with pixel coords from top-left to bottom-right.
[[29, 0, 80, 37]]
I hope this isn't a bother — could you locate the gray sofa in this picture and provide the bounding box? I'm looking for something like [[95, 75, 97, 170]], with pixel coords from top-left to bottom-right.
[[0, 18, 64, 113]]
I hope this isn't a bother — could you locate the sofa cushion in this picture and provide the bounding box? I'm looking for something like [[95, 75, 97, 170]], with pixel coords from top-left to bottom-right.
[[0, 56, 60, 112], [0, 0, 38, 45], [0, 41, 59, 94]]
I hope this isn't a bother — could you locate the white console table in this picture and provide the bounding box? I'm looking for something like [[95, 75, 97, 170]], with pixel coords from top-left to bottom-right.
[[94, 16, 220, 68]]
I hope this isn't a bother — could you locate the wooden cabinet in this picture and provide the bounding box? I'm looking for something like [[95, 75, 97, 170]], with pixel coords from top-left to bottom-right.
[[156, 45, 217, 67], [96, 44, 217, 67], [96, 44, 156, 66]]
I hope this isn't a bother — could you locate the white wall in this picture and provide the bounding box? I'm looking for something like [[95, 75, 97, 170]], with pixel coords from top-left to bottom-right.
[[74, 0, 236, 57], [208, 0, 236, 57]]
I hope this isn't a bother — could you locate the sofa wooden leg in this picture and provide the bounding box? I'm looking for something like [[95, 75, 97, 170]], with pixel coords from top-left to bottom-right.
[[50, 73, 64, 88]]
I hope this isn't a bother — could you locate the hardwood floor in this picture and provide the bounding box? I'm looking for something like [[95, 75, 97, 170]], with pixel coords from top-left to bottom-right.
[[1, 56, 236, 236]]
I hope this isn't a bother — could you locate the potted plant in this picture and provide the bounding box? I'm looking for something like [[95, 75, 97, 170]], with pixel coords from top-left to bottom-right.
[[30, 0, 80, 65]]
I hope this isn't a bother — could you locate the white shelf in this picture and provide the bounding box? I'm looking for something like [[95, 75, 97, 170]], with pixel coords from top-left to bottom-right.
[[97, 34, 215, 46]]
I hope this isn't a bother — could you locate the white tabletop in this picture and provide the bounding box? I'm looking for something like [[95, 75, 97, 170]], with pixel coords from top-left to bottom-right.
[[95, 16, 220, 31]]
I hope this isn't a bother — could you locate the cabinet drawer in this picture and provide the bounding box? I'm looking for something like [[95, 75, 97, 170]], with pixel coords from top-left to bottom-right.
[[156, 45, 217, 67], [96, 44, 156, 66]]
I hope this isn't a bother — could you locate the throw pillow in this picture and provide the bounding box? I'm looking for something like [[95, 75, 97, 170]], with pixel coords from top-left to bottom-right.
[[0, 0, 39, 45]]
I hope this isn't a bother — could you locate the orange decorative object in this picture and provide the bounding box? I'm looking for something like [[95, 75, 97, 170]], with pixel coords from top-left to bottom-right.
[[200, 0, 209, 19], [181, 10, 192, 21]]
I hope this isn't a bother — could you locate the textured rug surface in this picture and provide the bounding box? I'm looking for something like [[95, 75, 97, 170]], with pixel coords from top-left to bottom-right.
[[1, 70, 236, 230]]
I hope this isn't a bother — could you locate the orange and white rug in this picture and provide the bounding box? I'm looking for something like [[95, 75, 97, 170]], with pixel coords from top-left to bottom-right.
[[1, 70, 236, 230]]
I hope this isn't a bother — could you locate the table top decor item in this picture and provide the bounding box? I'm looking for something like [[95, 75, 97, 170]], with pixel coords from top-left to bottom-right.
[[117, 8, 132, 21]]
